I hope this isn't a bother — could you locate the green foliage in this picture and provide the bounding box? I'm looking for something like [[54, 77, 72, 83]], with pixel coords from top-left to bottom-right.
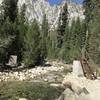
[[0, 17, 16, 63], [83, 0, 94, 23], [0, 17, 16, 36], [60, 17, 86, 63], [2, 0, 18, 22], [61, 3, 68, 34], [0, 3, 28, 64], [0, 82, 63, 100], [0, 0, 18, 64], [87, 5, 100, 66], [40, 14, 49, 61], [47, 30, 58, 59], [84, 0, 100, 67], [23, 19, 41, 66], [14, 4, 28, 62], [57, 3, 68, 48], [0, 49, 6, 63]]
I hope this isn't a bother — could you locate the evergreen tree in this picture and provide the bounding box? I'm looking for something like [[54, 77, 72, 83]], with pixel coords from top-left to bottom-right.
[[1, 17, 15, 37], [61, 17, 86, 63], [80, 21, 87, 49], [0, 5, 4, 25], [59, 21, 70, 62], [83, 0, 100, 67], [57, 3, 68, 48], [64, 19, 77, 63], [47, 30, 58, 59], [87, 1, 100, 66], [0, 0, 18, 64], [23, 19, 41, 66], [83, 0, 94, 23], [15, 4, 28, 62], [2, 0, 18, 22], [40, 14, 49, 61], [0, 17, 15, 63]]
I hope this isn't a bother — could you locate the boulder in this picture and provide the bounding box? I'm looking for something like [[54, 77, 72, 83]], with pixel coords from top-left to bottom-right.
[[72, 60, 84, 77], [58, 88, 77, 100], [63, 80, 89, 95], [6, 55, 17, 67], [78, 94, 92, 100]]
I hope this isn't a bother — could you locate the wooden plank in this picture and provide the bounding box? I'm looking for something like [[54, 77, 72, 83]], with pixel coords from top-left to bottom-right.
[[80, 58, 97, 80]]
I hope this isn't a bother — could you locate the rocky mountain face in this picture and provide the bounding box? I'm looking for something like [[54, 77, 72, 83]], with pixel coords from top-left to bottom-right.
[[18, 0, 85, 29], [0, 0, 85, 28]]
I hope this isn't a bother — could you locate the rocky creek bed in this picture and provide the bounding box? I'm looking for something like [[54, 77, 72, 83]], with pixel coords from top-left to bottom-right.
[[0, 61, 71, 82], [1, 61, 100, 100], [0, 61, 71, 100]]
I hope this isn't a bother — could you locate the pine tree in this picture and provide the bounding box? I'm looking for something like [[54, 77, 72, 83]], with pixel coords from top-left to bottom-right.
[[62, 17, 86, 63], [80, 21, 87, 49], [87, 1, 100, 66], [83, 0, 100, 67], [83, 0, 94, 23], [59, 21, 70, 62], [57, 3, 68, 48], [40, 14, 49, 62], [65, 19, 77, 63], [47, 30, 58, 59], [23, 19, 41, 67], [13, 4, 28, 62], [2, 0, 18, 22], [0, 0, 18, 65], [0, 17, 15, 63]]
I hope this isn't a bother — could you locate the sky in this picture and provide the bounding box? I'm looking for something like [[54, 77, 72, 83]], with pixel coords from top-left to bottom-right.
[[48, 0, 84, 5]]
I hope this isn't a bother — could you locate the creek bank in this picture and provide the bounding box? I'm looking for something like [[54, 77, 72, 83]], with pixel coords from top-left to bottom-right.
[[0, 61, 72, 82]]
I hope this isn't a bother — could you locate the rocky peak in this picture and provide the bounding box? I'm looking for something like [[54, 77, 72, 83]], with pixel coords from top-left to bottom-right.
[[0, 0, 85, 28], [18, 0, 85, 29]]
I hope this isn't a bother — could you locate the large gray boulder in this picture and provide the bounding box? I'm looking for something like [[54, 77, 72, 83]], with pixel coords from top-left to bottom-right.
[[6, 55, 17, 67], [72, 60, 84, 77], [58, 88, 77, 100]]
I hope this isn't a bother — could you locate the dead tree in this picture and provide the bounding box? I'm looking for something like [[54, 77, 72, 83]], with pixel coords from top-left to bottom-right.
[[80, 48, 97, 80]]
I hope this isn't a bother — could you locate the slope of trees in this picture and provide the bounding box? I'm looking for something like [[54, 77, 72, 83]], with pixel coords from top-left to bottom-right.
[[2, 0, 18, 22], [84, 0, 100, 66], [57, 3, 68, 48], [40, 14, 49, 62], [23, 19, 41, 66], [0, 0, 99, 69], [0, 0, 18, 64]]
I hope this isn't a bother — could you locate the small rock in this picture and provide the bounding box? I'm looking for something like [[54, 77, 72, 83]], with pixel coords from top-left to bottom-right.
[[44, 78, 48, 82], [50, 83, 62, 87], [58, 88, 77, 100], [19, 98, 27, 100]]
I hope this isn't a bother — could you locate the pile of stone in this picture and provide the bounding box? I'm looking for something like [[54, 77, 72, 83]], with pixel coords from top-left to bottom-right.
[[0, 65, 64, 82]]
